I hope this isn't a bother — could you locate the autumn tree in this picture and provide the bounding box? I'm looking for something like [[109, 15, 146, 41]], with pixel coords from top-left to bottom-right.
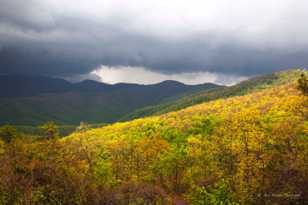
[[40, 121, 59, 139], [190, 180, 239, 205], [0, 124, 18, 143], [298, 73, 308, 95], [76, 121, 90, 133]]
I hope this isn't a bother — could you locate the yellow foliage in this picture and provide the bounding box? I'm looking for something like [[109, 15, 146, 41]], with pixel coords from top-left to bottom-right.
[[66, 82, 307, 204], [2, 80, 306, 204]]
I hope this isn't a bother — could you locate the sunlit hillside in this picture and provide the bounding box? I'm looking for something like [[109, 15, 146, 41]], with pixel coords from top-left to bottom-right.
[[2, 0, 308, 204], [0, 70, 307, 205], [121, 69, 306, 121], [65, 75, 307, 204]]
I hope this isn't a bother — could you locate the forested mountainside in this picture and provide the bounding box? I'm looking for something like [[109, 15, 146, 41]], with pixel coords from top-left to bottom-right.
[[122, 69, 305, 121], [0, 75, 219, 125], [0, 69, 307, 204]]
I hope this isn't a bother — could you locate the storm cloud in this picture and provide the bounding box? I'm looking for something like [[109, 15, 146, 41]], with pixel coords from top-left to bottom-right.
[[1, 0, 308, 84]]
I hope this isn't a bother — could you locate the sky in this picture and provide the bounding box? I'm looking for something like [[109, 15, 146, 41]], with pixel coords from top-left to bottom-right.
[[0, 0, 308, 85]]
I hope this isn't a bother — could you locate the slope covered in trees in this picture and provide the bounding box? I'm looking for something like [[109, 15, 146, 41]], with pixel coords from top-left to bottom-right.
[[0, 75, 219, 125], [122, 69, 305, 121], [0, 70, 306, 204]]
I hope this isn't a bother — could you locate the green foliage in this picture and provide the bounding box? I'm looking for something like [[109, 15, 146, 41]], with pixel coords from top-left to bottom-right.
[[190, 180, 239, 205], [0, 81, 218, 125], [189, 115, 219, 136], [15, 123, 107, 137], [0, 125, 18, 143]]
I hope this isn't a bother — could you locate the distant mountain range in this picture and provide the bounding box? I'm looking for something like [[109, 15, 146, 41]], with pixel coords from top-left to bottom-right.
[[0, 75, 221, 125]]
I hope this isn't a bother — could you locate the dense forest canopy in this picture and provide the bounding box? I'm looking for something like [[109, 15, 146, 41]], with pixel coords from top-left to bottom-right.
[[0, 76, 219, 125], [0, 69, 307, 204]]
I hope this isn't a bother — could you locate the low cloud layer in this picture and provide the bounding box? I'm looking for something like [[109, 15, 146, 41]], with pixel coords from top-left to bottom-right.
[[86, 65, 247, 85], [1, 0, 308, 84]]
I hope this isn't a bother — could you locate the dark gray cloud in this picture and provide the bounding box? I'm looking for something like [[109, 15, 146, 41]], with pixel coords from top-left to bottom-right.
[[1, 0, 308, 82]]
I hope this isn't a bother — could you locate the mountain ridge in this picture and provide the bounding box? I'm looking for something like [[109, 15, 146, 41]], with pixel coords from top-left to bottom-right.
[[0, 74, 219, 98], [0, 75, 221, 125], [1, 69, 305, 126]]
